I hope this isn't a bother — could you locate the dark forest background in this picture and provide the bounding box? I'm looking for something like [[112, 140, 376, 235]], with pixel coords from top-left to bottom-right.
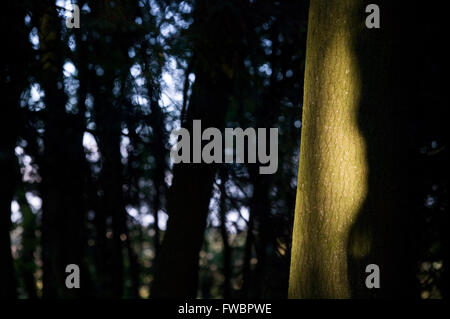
[[0, 0, 448, 299]]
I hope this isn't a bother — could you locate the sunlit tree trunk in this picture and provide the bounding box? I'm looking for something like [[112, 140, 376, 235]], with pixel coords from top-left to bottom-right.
[[289, 0, 415, 298]]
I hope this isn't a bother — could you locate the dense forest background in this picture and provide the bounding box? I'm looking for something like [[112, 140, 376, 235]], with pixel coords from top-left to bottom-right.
[[0, 0, 448, 299]]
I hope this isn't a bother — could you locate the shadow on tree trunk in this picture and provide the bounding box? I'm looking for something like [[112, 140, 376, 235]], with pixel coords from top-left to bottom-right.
[[347, 1, 423, 298]]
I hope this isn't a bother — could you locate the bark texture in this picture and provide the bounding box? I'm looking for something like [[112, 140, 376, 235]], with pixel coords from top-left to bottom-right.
[[289, 0, 415, 298]]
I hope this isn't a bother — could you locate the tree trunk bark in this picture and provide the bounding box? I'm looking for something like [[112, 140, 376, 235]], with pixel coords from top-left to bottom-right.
[[289, 0, 415, 298]]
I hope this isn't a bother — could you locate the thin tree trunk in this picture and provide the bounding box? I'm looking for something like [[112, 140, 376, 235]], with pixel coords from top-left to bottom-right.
[[148, 85, 166, 261], [241, 211, 254, 297], [125, 234, 140, 298], [17, 191, 38, 299], [0, 143, 18, 299], [250, 167, 274, 298], [94, 90, 126, 298], [245, 26, 281, 298], [219, 168, 232, 298]]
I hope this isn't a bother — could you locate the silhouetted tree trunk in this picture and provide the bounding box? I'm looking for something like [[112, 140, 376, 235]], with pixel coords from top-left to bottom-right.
[[148, 84, 166, 261], [152, 0, 248, 298], [241, 212, 254, 297], [250, 171, 271, 298], [245, 27, 281, 298], [0, 1, 32, 299], [34, 1, 88, 298], [88, 0, 143, 297], [218, 168, 232, 298], [0, 145, 17, 299], [93, 76, 126, 297], [16, 191, 38, 299], [289, 0, 415, 298], [152, 70, 231, 298], [0, 117, 18, 299], [93, 74, 142, 299]]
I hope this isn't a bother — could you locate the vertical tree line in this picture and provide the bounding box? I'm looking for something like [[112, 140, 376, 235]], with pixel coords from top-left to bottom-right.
[[2, 0, 309, 299]]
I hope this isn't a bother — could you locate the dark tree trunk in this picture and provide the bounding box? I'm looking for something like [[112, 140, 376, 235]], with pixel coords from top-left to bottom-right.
[[34, 1, 88, 298], [151, 77, 230, 297], [148, 85, 166, 262], [151, 0, 245, 298], [1, 1, 32, 299], [94, 84, 126, 298], [243, 24, 282, 298], [241, 213, 254, 297], [16, 191, 38, 299], [219, 168, 232, 298], [0, 138, 18, 299], [250, 172, 271, 298]]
